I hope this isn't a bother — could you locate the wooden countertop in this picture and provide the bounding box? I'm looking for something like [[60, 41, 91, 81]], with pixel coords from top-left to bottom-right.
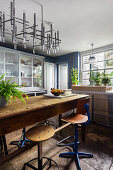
[[0, 94, 89, 136]]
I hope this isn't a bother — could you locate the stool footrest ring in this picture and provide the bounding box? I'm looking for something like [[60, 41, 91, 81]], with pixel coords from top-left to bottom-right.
[[23, 157, 60, 170], [57, 136, 79, 147]]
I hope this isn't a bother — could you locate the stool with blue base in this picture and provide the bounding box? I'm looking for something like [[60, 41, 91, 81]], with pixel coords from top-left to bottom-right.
[[10, 128, 31, 147], [57, 98, 93, 170]]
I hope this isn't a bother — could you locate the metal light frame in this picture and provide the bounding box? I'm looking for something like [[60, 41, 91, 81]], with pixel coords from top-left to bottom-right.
[[0, 0, 61, 54], [89, 43, 96, 85]]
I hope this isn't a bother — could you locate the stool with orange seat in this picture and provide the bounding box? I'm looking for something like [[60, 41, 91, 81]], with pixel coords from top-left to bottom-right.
[[23, 125, 59, 170], [57, 98, 93, 170]]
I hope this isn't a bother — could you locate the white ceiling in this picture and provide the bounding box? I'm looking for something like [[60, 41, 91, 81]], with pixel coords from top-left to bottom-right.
[[1, 0, 113, 56]]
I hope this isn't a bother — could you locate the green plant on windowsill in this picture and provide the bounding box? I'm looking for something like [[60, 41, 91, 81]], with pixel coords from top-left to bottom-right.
[[71, 68, 79, 85], [0, 74, 28, 107], [89, 71, 101, 86], [101, 71, 113, 86]]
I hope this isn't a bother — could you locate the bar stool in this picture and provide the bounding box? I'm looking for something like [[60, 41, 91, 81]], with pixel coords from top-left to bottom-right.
[[23, 125, 59, 170], [57, 98, 93, 170]]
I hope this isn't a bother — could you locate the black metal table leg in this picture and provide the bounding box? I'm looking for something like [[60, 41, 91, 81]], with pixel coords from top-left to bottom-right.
[[2, 136, 8, 155], [59, 114, 62, 127], [0, 137, 3, 151]]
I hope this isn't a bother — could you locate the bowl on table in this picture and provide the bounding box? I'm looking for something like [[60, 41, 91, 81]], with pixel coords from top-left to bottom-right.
[[51, 89, 64, 96]]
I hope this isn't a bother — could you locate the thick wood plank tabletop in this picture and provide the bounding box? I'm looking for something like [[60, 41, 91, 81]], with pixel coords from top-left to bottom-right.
[[0, 94, 89, 136]]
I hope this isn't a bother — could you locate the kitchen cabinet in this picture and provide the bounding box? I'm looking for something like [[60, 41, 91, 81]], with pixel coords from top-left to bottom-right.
[[0, 47, 44, 88]]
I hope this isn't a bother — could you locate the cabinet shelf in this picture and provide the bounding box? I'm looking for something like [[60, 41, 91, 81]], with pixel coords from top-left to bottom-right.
[[5, 63, 18, 65], [21, 64, 32, 68], [21, 77, 32, 79], [5, 76, 19, 78], [33, 76, 41, 78]]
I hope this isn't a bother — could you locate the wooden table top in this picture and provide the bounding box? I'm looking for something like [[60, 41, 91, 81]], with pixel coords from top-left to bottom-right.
[[0, 94, 89, 136], [0, 94, 88, 120], [0, 94, 89, 165]]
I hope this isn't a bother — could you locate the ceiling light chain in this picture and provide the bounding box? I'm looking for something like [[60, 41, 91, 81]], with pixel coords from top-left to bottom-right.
[[0, 0, 61, 54], [89, 43, 96, 64]]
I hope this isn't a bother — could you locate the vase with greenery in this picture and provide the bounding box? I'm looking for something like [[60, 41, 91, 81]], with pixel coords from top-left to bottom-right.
[[71, 68, 79, 85], [90, 71, 101, 86], [0, 74, 28, 107], [101, 71, 113, 86]]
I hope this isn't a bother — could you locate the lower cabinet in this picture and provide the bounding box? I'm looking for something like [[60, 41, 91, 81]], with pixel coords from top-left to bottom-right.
[[93, 94, 113, 127]]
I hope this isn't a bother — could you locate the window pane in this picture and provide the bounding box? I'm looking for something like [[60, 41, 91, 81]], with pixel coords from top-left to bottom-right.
[[106, 60, 113, 68], [81, 50, 113, 86], [95, 52, 105, 62], [0, 63, 4, 76], [105, 51, 113, 60], [82, 63, 90, 71], [82, 72, 89, 80]]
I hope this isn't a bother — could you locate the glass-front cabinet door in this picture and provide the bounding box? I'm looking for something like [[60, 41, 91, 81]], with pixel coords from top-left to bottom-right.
[[20, 55, 32, 87], [0, 47, 44, 88], [33, 58, 43, 87], [0, 51, 4, 76], [5, 52, 19, 84]]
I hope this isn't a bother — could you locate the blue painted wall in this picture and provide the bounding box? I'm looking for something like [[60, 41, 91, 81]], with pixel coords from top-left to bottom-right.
[[55, 52, 79, 89], [45, 52, 79, 89], [45, 56, 56, 63]]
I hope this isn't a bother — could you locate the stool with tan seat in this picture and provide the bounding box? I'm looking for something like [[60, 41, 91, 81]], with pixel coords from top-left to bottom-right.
[[57, 98, 93, 170], [23, 125, 59, 170]]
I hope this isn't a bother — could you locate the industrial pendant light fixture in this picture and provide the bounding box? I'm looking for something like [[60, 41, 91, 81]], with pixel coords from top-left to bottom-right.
[[89, 43, 96, 64], [0, 0, 61, 54]]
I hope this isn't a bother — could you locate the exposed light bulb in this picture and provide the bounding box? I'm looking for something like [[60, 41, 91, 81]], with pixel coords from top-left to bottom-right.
[[50, 43, 53, 49], [2, 37, 5, 43], [54, 48, 56, 53], [42, 44, 45, 51], [33, 48, 35, 54], [57, 46, 60, 51], [0, 35, 2, 42], [48, 50, 51, 54], [23, 38, 26, 44]]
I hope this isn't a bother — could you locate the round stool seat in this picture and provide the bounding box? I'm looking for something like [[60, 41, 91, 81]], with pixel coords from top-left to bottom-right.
[[26, 125, 55, 142]]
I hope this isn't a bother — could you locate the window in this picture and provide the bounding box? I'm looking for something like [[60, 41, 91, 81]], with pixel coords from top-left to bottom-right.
[[81, 50, 113, 85]]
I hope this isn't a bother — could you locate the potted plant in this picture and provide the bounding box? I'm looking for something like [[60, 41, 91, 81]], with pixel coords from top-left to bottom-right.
[[101, 71, 113, 86], [71, 68, 79, 85], [0, 74, 27, 107], [90, 71, 101, 86]]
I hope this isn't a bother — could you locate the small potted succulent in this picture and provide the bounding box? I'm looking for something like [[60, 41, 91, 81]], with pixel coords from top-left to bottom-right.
[[0, 74, 27, 107], [71, 68, 79, 85]]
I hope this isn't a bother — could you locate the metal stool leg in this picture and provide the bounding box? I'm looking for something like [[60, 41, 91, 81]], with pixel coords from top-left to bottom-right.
[[23, 141, 59, 169], [75, 154, 81, 170], [10, 128, 31, 148], [57, 125, 93, 170], [38, 142, 43, 170]]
